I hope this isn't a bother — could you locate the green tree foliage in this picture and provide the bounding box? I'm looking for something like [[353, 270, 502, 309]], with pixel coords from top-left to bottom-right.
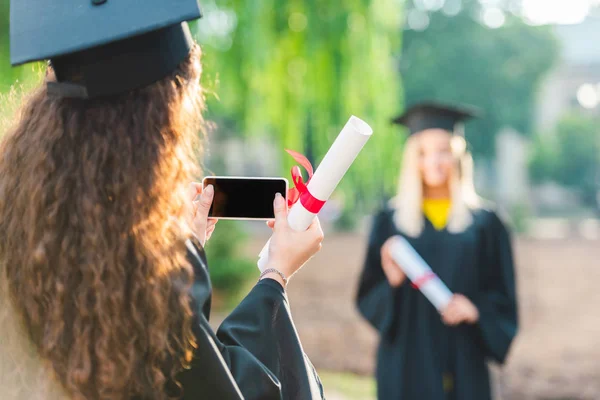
[[0, 0, 17, 92], [529, 133, 558, 184], [0, 1, 42, 128], [204, 220, 257, 305], [1, 1, 404, 208], [0, 1, 38, 90], [401, 0, 559, 157], [529, 112, 600, 209], [195, 0, 405, 208]]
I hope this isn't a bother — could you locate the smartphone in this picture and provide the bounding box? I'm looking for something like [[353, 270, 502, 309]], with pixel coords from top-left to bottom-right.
[[202, 176, 288, 220]]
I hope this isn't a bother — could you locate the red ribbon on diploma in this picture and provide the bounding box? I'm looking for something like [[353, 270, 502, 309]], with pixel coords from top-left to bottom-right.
[[411, 271, 437, 290], [285, 149, 326, 214]]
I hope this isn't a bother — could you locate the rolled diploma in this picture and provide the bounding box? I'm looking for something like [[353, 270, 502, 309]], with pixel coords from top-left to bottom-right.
[[257, 116, 373, 271], [388, 236, 453, 311]]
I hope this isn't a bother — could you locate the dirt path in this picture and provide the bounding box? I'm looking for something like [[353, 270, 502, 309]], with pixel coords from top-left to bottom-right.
[[240, 230, 600, 400]]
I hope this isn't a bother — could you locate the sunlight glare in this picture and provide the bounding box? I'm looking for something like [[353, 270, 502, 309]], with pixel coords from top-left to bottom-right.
[[521, 0, 595, 25]]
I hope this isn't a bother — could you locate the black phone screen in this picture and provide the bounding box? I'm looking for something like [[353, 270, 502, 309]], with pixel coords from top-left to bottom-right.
[[203, 177, 287, 219]]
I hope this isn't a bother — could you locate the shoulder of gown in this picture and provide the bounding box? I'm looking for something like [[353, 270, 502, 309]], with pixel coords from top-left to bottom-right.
[[470, 201, 513, 231], [175, 238, 324, 400]]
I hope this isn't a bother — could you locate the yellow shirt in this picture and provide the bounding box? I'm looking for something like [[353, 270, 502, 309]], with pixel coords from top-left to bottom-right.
[[422, 198, 451, 231]]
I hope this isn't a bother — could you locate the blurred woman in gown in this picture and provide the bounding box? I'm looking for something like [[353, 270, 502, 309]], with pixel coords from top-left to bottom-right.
[[356, 102, 518, 400]]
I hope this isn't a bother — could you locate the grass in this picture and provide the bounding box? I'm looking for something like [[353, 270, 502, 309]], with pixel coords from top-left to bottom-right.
[[319, 371, 376, 400]]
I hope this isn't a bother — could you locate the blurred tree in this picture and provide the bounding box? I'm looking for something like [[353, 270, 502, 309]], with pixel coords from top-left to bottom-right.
[[401, 0, 559, 158], [0, 0, 34, 91], [204, 220, 257, 308], [1, 1, 404, 207], [529, 112, 600, 211], [529, 133, 558, 184], [0, 0, 41, 128], [195, 0, 405, 209], [0, 0, 15, 92]]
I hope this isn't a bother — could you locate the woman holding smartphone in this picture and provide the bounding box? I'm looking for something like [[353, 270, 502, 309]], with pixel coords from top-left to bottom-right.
[[356, 103, 518, 400], [0, 1, 324, 399]]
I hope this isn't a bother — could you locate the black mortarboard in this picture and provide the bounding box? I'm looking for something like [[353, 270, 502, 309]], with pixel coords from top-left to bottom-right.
[[392, 102, 480, 136], [10, 0, 202, 99]]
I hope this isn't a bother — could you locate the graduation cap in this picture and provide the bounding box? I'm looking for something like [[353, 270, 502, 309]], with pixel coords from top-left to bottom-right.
[[392, 102, 480, 136], [10, 0, 202, 99]]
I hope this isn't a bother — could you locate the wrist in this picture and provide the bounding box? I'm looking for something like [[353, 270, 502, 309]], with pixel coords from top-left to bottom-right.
[[260, 272, 286, 288], [259, 267, 288, 288], [264, 260, 292, 280]]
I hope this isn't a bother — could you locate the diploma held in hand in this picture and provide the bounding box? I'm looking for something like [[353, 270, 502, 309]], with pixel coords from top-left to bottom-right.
[[388, 236, 453, 311], [257, 116, 373, 271]]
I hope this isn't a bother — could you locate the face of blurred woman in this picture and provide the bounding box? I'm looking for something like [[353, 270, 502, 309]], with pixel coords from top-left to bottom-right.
[[417, 128, 455, 190]]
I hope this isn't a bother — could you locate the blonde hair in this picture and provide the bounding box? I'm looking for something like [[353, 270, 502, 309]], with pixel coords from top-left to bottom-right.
[[391, 132, 480, 237]]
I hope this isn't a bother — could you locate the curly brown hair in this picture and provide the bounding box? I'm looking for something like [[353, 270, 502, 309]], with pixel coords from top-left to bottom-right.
[[0, 46, 205, 399]]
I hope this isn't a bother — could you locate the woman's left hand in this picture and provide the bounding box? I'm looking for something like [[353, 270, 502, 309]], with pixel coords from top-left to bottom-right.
[[441, 294, 479, 326], [188, 182, 218, 246]]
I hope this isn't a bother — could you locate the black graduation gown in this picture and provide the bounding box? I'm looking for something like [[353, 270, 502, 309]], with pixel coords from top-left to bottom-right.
[[356, 207, 518, 400], [175, 240, 325, 400]]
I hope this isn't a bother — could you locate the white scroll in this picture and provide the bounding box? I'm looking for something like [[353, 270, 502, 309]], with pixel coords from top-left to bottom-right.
[[257, 116, 373, 271], [388, 236, 453, 311]]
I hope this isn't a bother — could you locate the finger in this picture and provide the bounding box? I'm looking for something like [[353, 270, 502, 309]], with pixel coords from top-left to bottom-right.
[[273, 193, 288, 229], [449, 310, 464, 325], [443, 313, 460, 326], [206, 223, 216, 233], [307, 216, 322, 231], [383, 257, 401, 274], [307, 217, 324, 243], [389, 257, 401, 270], [442, 313, 454, 325], [381, 242, 398, 265], [381, 245, 392, 264], [188, 182, 203, 202], [266, 220, 275, 229], [380, 253, 393, 273], [206, 225, 216, 240], [207, 219, 218, 229], [381, 258, 394, 273], [196, 184, 214, 219], [315, 243, 323, 254], [382, 249, 401, 271], [442, 304, 457, 321], [451, 313, 467, 325]]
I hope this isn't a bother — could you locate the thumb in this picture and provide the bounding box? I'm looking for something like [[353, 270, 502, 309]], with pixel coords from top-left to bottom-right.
[[273, 193, 288, 227], [196, 184, 214, 217]]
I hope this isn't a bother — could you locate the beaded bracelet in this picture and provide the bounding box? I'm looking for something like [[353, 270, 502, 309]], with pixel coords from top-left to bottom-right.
[[259, 268, 288, 286]]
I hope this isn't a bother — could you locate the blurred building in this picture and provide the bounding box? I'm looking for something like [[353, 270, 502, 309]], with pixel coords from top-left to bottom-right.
[[491, 15, 600, 220], [536, 15, 600, 132]]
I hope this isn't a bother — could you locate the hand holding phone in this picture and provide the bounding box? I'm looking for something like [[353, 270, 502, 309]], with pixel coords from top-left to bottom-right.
[[201, 177, 288, 220], [188, 182, 218, 245]]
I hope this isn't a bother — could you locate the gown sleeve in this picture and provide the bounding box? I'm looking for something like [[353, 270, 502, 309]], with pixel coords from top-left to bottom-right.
[[356, 210, 401, 337], [473, 211, 519, 364], [177, 240, 324, 400]]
